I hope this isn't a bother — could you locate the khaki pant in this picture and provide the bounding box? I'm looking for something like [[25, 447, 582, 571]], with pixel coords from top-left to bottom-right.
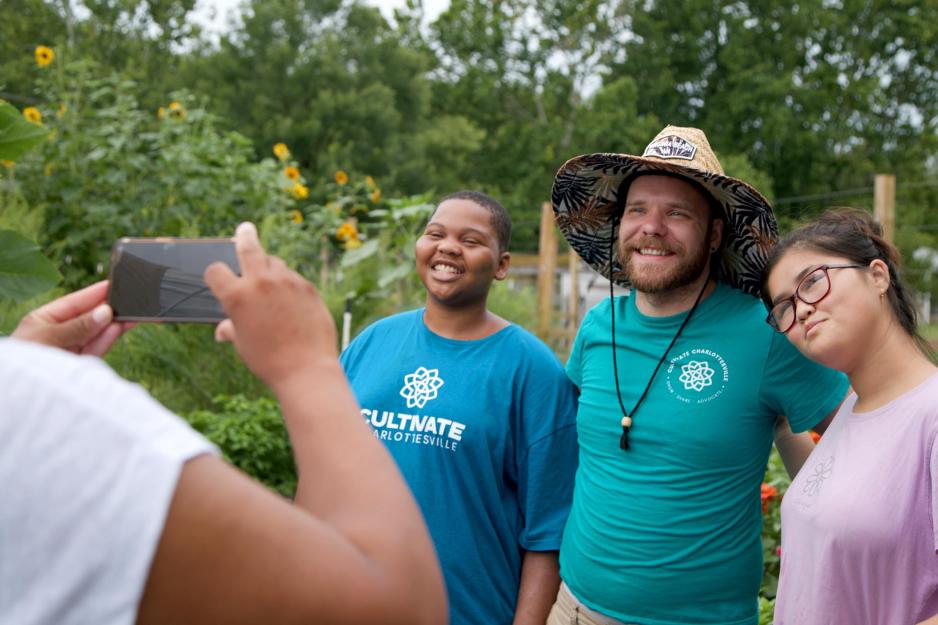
[[546, 582, 637, 625]]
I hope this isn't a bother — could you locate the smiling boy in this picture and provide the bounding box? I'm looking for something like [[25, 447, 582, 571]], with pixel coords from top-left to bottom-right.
[[340, 191, 578, 625]]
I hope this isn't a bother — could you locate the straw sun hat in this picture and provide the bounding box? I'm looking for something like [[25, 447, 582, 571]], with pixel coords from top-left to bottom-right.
[[551, 125, 779, 297]]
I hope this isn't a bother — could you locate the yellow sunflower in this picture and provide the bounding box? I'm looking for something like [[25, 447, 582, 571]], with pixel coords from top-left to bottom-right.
[[290, 209, 304, 224], [35, 46, 54, 67], [334, 170, 349, 186], [365, 175, 376, 188], [157, 106, 166, 119], [292, 183, 310, 200], [370, 188, 382, 203], [284, 166, 300, 181], [273, 143, 290, 161], [1, 160, 14, 169], [335, 221, 358, 242], [23, 107, 42, 124], [168, 101, 186, 119]]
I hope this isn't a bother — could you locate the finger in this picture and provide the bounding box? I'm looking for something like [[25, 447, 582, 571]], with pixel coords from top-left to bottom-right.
[[233, 221, 266, 277], [214, 318, 236, 343], [34, 281, 110, 323], [44, 304, 114, 350], [80, 322, 126, 357], [268, 255, 289, 274], [204, 260, 238, 301]]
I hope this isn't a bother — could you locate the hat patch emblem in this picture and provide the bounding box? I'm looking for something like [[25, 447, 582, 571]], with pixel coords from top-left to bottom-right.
[[643, 135, 697, 161]]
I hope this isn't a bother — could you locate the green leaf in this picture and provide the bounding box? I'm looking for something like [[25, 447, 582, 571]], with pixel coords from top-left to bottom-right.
[[86, 147, 108, 161], [377, 262, 412, 288], [0, 102, 48, 161], [0, 230, 61, 300], [340, 239, 380, 267], [391, 202, 434, 221]]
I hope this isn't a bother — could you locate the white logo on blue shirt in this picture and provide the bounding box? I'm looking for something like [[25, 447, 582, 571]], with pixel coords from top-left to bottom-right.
[[400, 366, 444, 409], [679, 360, 715, 391], [666, 348, 729, 404]]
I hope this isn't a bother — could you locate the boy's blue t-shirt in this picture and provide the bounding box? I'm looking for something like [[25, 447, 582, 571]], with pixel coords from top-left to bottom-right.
[[340, 309, 578, 625], [561, 283, 849, 625]]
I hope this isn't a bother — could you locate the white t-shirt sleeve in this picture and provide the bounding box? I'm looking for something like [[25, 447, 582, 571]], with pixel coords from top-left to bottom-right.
[[0, 339, 218, 625]]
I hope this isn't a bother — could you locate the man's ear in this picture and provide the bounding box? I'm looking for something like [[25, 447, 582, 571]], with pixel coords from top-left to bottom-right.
[[494, 252, 510, 281], [709, 218, 724, 253]]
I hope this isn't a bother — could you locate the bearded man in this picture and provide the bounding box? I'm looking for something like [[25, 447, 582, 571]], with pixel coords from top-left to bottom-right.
[[546, 126, 849, 625]]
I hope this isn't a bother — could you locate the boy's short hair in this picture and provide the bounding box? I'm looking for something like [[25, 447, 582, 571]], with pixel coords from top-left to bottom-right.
[[434, 191, 512, 253]]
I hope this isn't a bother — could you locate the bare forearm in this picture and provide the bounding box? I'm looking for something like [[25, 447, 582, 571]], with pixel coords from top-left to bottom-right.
[[140, 221, 446, 625], [512, 551, 560, 625], [272, 363, 444, 615], [273, 363, 411, 515]]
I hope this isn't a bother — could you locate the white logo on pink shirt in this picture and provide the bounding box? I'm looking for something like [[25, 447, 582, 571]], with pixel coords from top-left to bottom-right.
[[803, 456, 834, 496]]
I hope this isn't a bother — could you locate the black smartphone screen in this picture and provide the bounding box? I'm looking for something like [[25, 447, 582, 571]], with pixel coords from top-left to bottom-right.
[[108, 238, 239, 322]]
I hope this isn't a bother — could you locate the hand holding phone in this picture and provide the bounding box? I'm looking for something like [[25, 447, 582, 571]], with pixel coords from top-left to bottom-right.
[[107, 237, 239, 322], [205, 222, 339, 392], [13, 280, 132, 356]]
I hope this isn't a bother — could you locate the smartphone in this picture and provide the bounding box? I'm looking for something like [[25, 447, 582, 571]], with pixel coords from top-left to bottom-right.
[[107, 237, 239, 323]]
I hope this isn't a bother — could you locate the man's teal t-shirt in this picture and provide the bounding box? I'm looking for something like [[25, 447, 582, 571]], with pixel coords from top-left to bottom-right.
[[560, 283, 849, 625]]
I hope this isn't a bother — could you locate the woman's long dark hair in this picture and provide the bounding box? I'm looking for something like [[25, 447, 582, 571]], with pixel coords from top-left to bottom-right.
[[762, 207, 930, 355]]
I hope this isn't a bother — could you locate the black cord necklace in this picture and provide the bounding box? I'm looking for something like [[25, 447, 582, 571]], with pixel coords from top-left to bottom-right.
[[608, 225, 710, 450]]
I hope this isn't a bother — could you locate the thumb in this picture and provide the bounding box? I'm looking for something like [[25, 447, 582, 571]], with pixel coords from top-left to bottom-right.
[[214, 318, 237, 344], [46, 304, 113, 350]]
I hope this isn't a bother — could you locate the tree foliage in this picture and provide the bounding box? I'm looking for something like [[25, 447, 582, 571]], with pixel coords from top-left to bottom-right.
[[6, 0, 936, 251]]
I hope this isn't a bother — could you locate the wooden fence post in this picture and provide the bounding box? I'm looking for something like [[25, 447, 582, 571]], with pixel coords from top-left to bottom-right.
[[537, 202, 557, 339], [874, 173, 896, 245]]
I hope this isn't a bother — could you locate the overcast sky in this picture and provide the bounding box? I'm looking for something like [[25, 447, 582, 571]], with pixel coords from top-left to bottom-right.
[[190, 0, 452, 35]]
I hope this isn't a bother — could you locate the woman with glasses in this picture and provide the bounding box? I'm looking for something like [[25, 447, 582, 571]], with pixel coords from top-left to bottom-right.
[[762, 208, 938, 625]]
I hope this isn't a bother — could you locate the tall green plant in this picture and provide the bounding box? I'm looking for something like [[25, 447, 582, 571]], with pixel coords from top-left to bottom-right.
[[261, 166, 434, 335], [0, 100, 60, 300], [15, 60, 296, 289]]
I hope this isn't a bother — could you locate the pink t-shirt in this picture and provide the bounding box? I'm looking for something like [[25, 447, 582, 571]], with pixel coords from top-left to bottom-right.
[[775, 372, 938, 625]]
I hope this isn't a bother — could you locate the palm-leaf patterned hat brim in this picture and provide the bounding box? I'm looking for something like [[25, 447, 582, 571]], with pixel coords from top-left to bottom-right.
[[551, 125, 779, 297]]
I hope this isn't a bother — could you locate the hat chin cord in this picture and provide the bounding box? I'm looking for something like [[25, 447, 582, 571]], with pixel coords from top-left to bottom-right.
[[608, 220, 709, 450]]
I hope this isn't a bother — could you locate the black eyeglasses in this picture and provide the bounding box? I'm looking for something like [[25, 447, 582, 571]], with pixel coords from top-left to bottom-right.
[[766, 264, 866, 333]]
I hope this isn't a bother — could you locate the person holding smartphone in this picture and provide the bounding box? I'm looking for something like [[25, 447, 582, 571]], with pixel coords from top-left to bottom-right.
[[1, 222, 446, 625]]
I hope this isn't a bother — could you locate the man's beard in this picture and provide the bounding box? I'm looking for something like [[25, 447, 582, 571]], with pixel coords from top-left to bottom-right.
[[619, 237, 711, 294]]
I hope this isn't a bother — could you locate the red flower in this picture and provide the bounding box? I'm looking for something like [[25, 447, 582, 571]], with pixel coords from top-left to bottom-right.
[[761, 483, 778, 514], [810, 430, 821, 444]]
